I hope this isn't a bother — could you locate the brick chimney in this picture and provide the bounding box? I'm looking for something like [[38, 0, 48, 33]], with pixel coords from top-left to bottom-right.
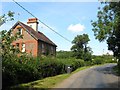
[[27, 18, 39, 32]]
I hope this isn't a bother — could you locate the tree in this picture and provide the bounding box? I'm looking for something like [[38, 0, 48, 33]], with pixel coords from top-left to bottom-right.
[[0, 11, 14, 26], [0, 11, 22, 60], [71, 34, 92, 61], [91, 2, 120, 67]]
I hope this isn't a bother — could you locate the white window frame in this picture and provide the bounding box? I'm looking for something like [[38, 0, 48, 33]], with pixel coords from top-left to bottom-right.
[[11, 32, 13, 36], [18, 28, 22, 35], [22, 43, 25, 52]]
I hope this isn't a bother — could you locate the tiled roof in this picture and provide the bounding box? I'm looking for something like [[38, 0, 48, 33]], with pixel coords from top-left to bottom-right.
[[12, 21, 57, 46]]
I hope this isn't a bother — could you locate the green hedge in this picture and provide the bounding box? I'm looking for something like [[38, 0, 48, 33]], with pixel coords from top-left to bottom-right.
[[37, 59, 65, 78], [37, 58, 85, 78], [2, 55, 40, 89], [3, 54, 117, 89], [2, 55, 85, 89]]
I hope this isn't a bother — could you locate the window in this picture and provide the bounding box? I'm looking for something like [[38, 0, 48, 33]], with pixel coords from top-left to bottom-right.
[[22, 43, 25, 52], [18, 28, 22, 35], [42, 43, 45, 53], [51, 46, 54, 54], [16, 43, 19, 48], [11, 32, 13, 36]]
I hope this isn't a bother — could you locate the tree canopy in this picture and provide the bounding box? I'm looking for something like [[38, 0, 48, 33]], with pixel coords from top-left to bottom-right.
[[91, 2, 120, 66], [71, 34, 92, 61], [0, 11, 23, 59], [0, 11, 14, 26]]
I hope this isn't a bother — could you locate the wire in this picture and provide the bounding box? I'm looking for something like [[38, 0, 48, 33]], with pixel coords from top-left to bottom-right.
[[12, 0, 71, 43]]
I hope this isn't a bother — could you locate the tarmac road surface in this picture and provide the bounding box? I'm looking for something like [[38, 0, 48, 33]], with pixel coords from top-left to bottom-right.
[[54, 63, 120, 88]]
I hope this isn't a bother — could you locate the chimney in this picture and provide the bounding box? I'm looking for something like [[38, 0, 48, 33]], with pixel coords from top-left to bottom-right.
[[27, 18, 39, 32]]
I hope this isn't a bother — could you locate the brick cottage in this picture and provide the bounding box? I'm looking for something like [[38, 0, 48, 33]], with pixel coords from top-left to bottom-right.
[[11, 18, 57, 57]]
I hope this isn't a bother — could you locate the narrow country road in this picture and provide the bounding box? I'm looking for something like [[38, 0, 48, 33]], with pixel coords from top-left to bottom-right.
[[54, 63, 120, 88]]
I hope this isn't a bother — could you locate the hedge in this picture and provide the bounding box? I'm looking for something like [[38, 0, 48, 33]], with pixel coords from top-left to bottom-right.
[[2, 55, 85, 89]]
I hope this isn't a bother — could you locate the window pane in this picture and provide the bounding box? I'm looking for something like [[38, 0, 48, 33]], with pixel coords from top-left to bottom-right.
[[18, 28, 22, 35], [22, 43, 25, 52], [42, 43, 45, 54], [16, 43, 19, 47], [51, 46, 54, 54]]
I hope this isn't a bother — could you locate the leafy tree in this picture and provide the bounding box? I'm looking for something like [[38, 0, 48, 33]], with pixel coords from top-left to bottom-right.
[[91, 2, 120, 67], [0, 30, 22, 59], [0, 11, 14, 26], [71, 34, 92, 61], [0, 11, 22, 60]]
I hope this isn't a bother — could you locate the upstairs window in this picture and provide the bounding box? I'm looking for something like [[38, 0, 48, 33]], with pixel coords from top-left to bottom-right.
[[18, 28, 22, 35], [22, 43, 25, 52], [11, 32, 13, 36]]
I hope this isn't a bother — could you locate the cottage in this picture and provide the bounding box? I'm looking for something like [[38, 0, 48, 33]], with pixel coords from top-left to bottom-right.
[[11, 18, 57, 57]]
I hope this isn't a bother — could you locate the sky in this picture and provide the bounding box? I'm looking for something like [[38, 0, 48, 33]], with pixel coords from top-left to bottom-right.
[[0, 0, 113, 55]]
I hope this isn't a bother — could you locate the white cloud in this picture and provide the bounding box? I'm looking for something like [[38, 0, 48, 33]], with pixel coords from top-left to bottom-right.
[[67, 23, 85, 33]]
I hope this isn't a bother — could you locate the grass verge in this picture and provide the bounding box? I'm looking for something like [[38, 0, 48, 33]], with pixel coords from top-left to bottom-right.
[[11, 66, 91, 89], [11, 63, 114, 89], [113, 65, 120, 76]]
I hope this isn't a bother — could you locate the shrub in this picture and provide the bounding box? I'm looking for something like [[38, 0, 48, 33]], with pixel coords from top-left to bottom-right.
[[84, 61, 93, 66], [3, 54, 85, 89], [57, 58, 85, 72], [37, 59, 65, 78], [2, 60, 18, 88], [92, 57, 104, 65], [56, 51, 73, 59], [2, 54, 40, 89]]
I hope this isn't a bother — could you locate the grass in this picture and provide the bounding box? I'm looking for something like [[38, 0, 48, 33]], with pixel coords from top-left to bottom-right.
[[16, 74, 68, 88], [113, 65, 120, 76], [11, 66, 91, 89], [11, 63, 114, 89]]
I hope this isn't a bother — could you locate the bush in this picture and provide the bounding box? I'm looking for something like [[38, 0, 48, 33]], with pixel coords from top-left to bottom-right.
[[92, 57, 104, 65], [56, 51, 73, 59], [2, 60, 18, 88], [2, 54, 40, 89], [85, 61, 93, 66], [2, 54, 85, 89], [57, 58, 85, 72], [37, 58, 85, 78], [37, 59, 65, 78]]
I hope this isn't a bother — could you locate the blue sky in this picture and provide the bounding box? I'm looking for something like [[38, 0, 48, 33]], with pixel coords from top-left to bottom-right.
[[1, 1, 113, 55]]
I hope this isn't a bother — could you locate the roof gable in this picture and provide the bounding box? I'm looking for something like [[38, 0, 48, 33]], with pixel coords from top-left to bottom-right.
[[11, 21, 57, 46]]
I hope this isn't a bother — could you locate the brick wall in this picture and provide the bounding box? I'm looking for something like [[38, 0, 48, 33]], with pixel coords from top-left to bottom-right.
[[12, 25, 38, 57]]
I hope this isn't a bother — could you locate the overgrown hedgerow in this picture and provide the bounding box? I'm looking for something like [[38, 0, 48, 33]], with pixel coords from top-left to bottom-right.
[[2, 54, 40, 89], [2, 54, 85, 89], [3, 53, 116, 89], [37, 58, 85, 78]]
